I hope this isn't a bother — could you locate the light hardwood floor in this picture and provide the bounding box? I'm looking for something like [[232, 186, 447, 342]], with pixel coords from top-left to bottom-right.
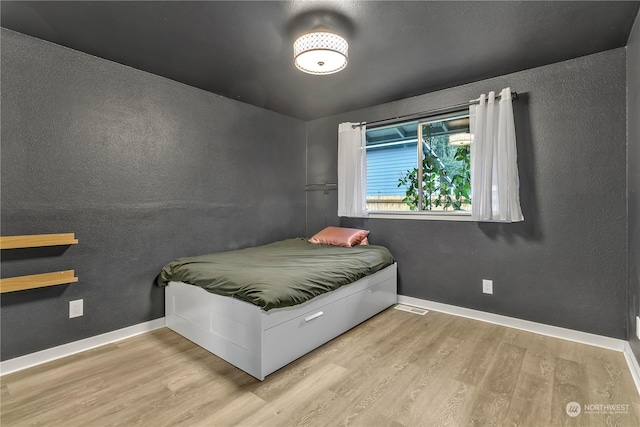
[[2, 308, 639, 426]]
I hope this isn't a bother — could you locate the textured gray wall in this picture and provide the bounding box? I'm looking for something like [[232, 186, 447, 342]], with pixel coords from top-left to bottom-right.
[[306, 49, 628, 339], [0, 29, 306, 361], [628, 13, 640, 362]]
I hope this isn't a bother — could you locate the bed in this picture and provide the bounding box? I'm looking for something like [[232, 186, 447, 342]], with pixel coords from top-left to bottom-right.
[[158, 237, 397, 380]]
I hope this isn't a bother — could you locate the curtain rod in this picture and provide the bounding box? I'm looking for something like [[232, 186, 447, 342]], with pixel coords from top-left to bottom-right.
[[352, 91, 518, 129]]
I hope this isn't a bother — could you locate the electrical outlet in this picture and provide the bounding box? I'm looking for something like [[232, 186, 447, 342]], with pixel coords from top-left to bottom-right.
[[637, 316, 640, 340], [482, 279, 493, 294], [69, 299, 83, 318]]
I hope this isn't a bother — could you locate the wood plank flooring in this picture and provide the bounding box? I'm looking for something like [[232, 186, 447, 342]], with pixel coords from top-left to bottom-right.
[[2, 308, 639, 426]]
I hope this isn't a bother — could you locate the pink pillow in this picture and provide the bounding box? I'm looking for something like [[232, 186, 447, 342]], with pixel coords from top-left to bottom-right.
[[358, 237, 369, 245], [309, 226, 370, 247]]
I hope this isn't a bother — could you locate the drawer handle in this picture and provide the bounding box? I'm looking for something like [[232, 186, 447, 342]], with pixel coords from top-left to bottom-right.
[[304, 311, 324, 322]]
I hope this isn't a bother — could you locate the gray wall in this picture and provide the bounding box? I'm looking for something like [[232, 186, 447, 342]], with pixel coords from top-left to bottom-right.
[[628, 13, 640, 362], [0, 29, 306, 361], [306, 49, 628, 339]]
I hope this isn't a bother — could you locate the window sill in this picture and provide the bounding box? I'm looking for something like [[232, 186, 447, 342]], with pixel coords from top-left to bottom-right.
[[367, 211, 474, 222]]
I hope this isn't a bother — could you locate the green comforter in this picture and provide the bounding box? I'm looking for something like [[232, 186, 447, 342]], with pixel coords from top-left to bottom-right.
[[157, 238, 394, 310]]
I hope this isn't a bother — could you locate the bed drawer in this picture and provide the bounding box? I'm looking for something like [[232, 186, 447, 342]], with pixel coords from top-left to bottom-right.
[[263, 296, 349, 375], [344, 276, 397, 326]]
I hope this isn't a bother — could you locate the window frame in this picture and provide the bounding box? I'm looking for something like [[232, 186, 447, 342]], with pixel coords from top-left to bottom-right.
[[365, 109, 473, 221]]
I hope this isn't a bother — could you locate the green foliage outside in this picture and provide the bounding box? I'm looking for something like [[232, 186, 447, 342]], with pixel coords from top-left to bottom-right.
[[398, 128, 471, 211]]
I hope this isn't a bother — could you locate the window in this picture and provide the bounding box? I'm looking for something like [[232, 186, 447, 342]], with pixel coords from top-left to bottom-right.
[[366, 110, 471, 215]]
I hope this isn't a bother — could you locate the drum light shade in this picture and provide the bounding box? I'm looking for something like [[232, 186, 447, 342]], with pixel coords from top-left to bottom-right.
[[294, 32, 348, 75], [449, 133, 474, 146]]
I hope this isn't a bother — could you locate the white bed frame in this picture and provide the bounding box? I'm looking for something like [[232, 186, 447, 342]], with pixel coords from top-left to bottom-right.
[[165, 263, 397, 380]]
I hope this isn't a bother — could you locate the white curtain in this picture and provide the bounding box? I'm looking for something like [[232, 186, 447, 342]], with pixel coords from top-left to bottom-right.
[[337, 122, 369, 217], [470, 87, 524, 222]]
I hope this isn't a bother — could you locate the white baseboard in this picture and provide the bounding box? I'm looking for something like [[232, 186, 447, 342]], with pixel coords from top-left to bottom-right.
[[0, 317, 166, 376], [623, 342, 640, 394], [398, 296, 626, 351], [398, 296, 640, 396]]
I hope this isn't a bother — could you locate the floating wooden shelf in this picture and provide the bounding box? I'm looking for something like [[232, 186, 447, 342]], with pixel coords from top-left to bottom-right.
[[0, 270, 78, 293], [0, 233, 79, 292], [0, 233, 78, 249]]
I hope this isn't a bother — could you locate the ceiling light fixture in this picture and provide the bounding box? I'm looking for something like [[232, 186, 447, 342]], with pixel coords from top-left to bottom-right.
[[449, 133, 474, 146], [294, 31, 348, 75]]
